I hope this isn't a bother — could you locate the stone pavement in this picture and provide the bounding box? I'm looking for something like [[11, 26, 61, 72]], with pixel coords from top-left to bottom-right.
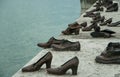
[[12, 1, 120, 77]]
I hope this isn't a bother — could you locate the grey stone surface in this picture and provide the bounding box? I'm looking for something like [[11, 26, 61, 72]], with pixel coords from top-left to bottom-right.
[[12, 1, 120, 77], [13, 39, 120, 77]]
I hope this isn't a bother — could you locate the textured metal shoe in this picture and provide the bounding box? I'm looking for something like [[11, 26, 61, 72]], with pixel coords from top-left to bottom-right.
[[103, 0, 113, 7], [83, 12, 101, 18], [37, 37, 63, 48], [106, 3, 118, 12], [93, 0, 103, 7], [82, 22, 97, 31], [100, 29, 116, 34], [95, 42, 120, 64], [80, 22, 87, 27], [91, 16, 105, 23], [62, 27, 73, 35], [47, 56, 79, 75], [90, 26, 112, 38], [87, 6, 103, 13], [107, 21, 120, 27], [51, 40, 80, 51], [101, 42, 120, 56], [22, 52, 53, 72], [62, 27, 80, 35], [100, 18, 112, 26], [106, 3, 118, 10]]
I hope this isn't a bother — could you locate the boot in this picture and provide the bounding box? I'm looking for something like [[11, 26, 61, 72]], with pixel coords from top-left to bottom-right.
[[107, 21, 120, 27], [95, 42, 120, 64], [101, 42, 120, 56], [47, 57, 79, 75], [106, 3, 118, 12], [51, 40, 80, 51], [37, 37, 63, 48], [100, 18, 112, 26], [82, 22, 97, 31], [22, 52, 52, 72]]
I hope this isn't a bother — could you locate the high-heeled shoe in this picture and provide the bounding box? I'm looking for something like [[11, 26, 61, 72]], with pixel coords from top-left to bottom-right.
[[22, 52, 53, 72], [82, 22, 97, 31], [37, 37, 63, 48], [91, 16, 105, 23], [62, 27, 80, 35], [100, 18, 112, 26], [47, 56, 79, 75]]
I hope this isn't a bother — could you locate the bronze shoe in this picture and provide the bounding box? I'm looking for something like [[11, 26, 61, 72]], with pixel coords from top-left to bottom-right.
[[90, 26, 111, 38], [51, 40, 80, 51], [95, 42, 120, 64], [82, 22, 97, 31], [62, 26, 80, 35], [68, 22, 87, 28], [101, 42, 120, 56], [68, 22, 81, 28], [62, 28, 80, 35], [22, 52, 53, 72], [100, 18, 112, 26], [83, 12, 100, 18], [87, 6, 103, 13], [80, 22, 87, 27], [62, 27, 73, 35], [37, 37, 63, 48], [47, 56, 79, 75], [91, 16, 105, 23]]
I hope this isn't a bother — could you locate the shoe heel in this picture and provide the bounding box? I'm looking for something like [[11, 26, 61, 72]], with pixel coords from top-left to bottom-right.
[[71, 66, 78, 75], [46, 59, 52, 68]]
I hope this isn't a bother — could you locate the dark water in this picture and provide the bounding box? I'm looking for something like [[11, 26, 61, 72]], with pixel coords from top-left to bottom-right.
[[0, 0, 80, 77]]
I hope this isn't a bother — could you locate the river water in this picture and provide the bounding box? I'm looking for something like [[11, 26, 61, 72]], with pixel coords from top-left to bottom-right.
[[0, 0, 80, 77]]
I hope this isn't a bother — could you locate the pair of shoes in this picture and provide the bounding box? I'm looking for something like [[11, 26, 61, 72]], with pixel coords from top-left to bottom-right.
[[82, 22, 98, 31], [106, 3, 118, 12], [91, 16, 105, 23], [108, 21, 120, 27], [90, 26, 115, 38], [62, 22, 87, 35], [22, 52, 79, 75], [95, 42, 120, 64], [37, 37, 81, 51], [100, 18, 112, 26]]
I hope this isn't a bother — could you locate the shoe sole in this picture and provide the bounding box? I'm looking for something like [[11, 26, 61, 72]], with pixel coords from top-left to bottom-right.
[[95, 57, 120, 64]]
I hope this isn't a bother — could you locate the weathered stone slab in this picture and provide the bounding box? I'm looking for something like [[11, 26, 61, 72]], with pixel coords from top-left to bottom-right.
[[13, 39, 120, 77]]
